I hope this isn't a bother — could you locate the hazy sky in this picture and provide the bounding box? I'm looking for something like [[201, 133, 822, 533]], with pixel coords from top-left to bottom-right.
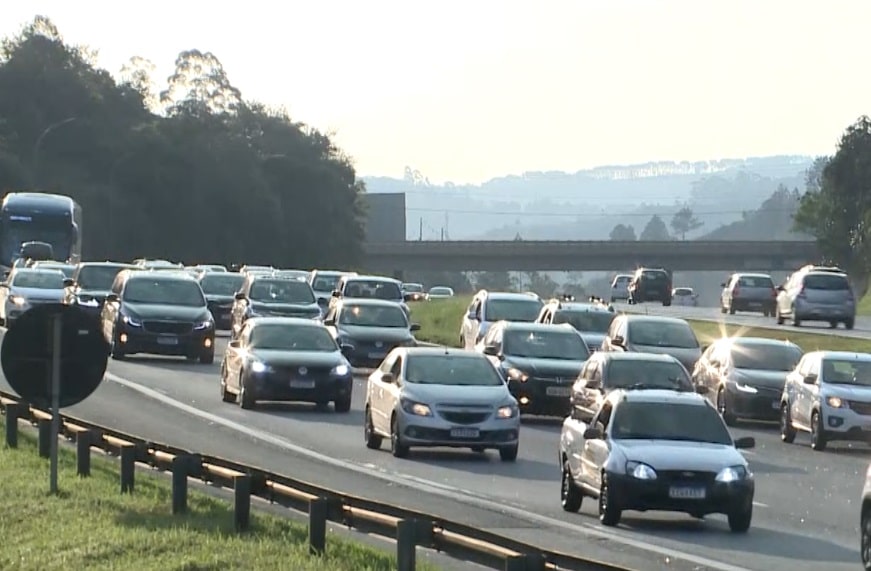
[[3, 1, 868, 184]]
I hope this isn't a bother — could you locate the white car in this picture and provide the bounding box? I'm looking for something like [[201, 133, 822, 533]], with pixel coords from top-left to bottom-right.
[[610, 274, 632, 302], [0, 267, 66, 327], [672, 287, 698, 306]]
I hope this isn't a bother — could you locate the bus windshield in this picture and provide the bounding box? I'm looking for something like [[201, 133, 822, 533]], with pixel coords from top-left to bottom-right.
[[1, 219, 73, 267]]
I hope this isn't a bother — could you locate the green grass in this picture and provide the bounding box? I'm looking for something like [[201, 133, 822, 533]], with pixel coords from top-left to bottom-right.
[[410, 296, 867, 353], [0, 432, 432, 571], [857, 292, 871, 316]]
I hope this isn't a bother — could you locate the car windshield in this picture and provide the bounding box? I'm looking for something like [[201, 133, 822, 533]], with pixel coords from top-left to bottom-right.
[[404, 355, 503, 386], [249, 279, 315, 304], [605, 360, 692, 391], [485, 298, 543, 322], [11, 270, 64, 289], [804, 274, 850, 290], [673, 288, 693, 296], [34, 263, 74, 277], [339, 304, 408, 327], [642, 271, 667, 280], [200, 274, 245, 296], [124, 278, 205, 306], [611, 401, 732, 445], [503, 329, 589, 360], [403, 284, 423, 292], [552, 310, 614, 333], [628, 320, 699, 349], [429, 287, 452, 295], [343, 280, 402, 300], [76, 265, 127, 290], [822, 359, 871, 387], [737, 276, 773, 288], [249, 323, 338, 352], [312, 275, 341, 292], [731, 343, 802, 371]]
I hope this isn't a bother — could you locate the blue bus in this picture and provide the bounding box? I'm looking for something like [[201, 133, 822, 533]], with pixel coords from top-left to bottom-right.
[[0, 192, 82, 274]]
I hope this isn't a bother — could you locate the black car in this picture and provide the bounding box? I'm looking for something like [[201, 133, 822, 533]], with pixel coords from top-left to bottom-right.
[[100, 270, 216, 363], [63, 261, 135, 315], [220, 317, 355, 411], [322, 298, 420, 367], [479, 321, 590, 416], [198, 271, 245, 330], [628, 267, 672, 306], [230, 275, 321, 338]]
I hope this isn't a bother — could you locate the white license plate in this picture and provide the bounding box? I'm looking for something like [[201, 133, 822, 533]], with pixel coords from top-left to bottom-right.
[[546, 386, 571, 397], [367, 352, 386, 359], [668, 486, 706, 500], [450, 427, 479, 438], [289, 380, 316, 389], [772, 401, 781, 409], [156, 336, 178, 345]]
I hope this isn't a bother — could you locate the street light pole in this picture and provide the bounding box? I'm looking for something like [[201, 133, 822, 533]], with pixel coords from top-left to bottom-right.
[[31, 117, 77, 187]]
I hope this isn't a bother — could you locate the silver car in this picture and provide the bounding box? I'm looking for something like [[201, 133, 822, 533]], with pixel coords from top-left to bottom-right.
[[0, 267, 66, 326], [776, 265, 856, 329], [364, 347, 520, 461], [860, 462, 871, 569]]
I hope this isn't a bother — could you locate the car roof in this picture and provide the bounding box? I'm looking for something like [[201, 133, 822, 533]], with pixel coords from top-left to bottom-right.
[[78, 261, 135, 268], [339, 298, 405, 308], [500, 321, 577, 332], [13, 267, 64, 275], [719, 336, 800, 349], [613, 388, 708, 405], [250, 274, 310, 282], [623, 315, 689, 325], [484, 291, 541, 300], [346, 274, 399, 283], [550, 301, 612, 313], [815, 351, 871, 361], [247, 317, 325, 327], [733, 272, 772, 278], [400, 347, 485, 358], [596, 352, 680, 363], [127, 270, 196, 281]]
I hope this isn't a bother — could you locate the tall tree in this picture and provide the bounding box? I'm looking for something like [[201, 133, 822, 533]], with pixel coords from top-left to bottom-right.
[[474, 271, 515, 291], [609, 223, 636, 240], [160, 49, 242, 116], [639, 214, 671, 240], [670, 206, 703, 239], [523, 271, 558, 297], [794, 116, 871, 295]]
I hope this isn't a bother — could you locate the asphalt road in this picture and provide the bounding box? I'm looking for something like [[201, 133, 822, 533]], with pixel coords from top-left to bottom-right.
[[1, 329, 867, 571]]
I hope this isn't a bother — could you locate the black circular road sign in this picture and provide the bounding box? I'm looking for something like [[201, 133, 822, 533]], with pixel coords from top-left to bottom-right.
[[1, 303, 110, 408]]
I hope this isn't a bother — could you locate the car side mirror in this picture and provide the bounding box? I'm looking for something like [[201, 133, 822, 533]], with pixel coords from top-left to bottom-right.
[[409, 323, 421, 332], [733, 436, 755, 450], [340, 343, 355, 356], [466, 310, 477, 320], [803, 374, 818, 384], [482, 345, 499, 356], [776, 285, 785, 292], [63, 278, 75, 288], [381, 373, 394, 384], [234, 292, 246, 301], [105, 293, 119, 303], [701, 344, 710, 353], [695, 384, 707, 394], [317, 297, 328, 308], [228, 340, 241, 348], [612, 335, 624, 346], [583, 426, 603, 440], [331, 290, 341, 298], [323, 318, 335, 326], [720, 282, 726, 287]]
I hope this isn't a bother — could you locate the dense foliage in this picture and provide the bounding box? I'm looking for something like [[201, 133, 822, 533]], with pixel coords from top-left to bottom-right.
[[0, 17, 366, 268]]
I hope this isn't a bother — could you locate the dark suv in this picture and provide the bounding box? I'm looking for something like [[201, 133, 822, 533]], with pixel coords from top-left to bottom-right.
[[628, 268, 672, 306], [100, 270, 216, 363]]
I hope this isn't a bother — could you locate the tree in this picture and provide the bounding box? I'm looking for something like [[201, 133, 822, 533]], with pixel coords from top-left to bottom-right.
[[609, 223, 636, 240], [794, 116, 871, 296], [670, 206, 703, 240], [639, 215, 671, 240], [474, 271, 515, 291], [160, 49, 243, 116], [523, 271, 558, 297]]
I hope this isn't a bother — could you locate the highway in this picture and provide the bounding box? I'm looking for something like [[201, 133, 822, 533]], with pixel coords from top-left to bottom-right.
[[1, 324, 866, 571]]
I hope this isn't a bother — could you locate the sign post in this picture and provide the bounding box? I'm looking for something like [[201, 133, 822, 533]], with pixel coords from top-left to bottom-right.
[[49, 311, 61, 495]]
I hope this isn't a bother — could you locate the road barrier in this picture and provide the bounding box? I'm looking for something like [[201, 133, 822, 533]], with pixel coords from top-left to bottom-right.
[[0, 390, 634, 571]]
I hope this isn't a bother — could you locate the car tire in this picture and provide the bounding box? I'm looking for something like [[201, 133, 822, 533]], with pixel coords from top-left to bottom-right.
[[846, 318, 856, 330], [364, 407, 382, 449], [239, 375, 255, 410], [728, 503, 752, 533], [780, 403, 796, 443], [220, 366, 236, 403], [598, 474, 621, 526], [717, 387, 737, 426], [560, 461, 583, 512], [499, 444, 518, 462], [334, 396, 351, 413], [776, 308, 785, 325], [200, 349, 214, 365], [810, 411, 827, 451], [861, 509, 871, 570], [390, 416, 409, 458]]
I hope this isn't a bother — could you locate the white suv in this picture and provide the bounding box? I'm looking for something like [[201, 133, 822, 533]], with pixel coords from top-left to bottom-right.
[[610, 274, 632, 302], [780, 350, 871, 451], [459, 290, 543, 349]]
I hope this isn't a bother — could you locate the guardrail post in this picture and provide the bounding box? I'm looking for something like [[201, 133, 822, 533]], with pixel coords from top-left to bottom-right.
[[308, 497, 328, 555], [4, 402, 20, 448], [172, 455, 189, 514], [38, 417, 51, 457], [233, 474, 251, 532], [396, 519, 418, 571], [504, 554, 528, 571], [76, 431, 91, 477], [120, 444, 135, 493], [505, 554, 545, 571]]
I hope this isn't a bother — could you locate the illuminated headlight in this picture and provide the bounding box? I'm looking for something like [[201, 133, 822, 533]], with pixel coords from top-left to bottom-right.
[[506, 368, 529, 382], [626, 461, 657, 480], [400, 398, 432, 416], [496, 405, 518, 419], [194, 319, 213, 330], [826, 396, 846, 408], [331, 364, 351, 377], [250, 360, 272, 374], [9, 295, 26, 306], [735, 382, 757, 394], [122, 315, 141, 327], [715, 465, 749, 483]]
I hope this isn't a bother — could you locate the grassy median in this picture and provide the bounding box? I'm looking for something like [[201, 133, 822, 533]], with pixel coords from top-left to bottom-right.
[[410, 296, 867, 353], [0, 432, 425, 571]]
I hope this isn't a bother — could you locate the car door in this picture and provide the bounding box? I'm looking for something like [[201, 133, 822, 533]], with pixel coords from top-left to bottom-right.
[[101, 275, 124, 342], [602, 316, 627, 352], [368, 353, 399, 433], [795, 355, 820, 426], [579, 400, 614, 491], [463, 298, 483, 349], [225, 323, 252, 391]]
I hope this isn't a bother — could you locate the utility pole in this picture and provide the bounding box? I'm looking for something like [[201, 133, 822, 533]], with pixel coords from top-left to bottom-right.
[[444, 211, 450, 240], [418, 217, 423, 241]]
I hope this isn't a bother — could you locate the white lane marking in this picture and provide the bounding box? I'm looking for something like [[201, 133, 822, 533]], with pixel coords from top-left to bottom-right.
[[753, 502, 768, 508], [104, 372, 752, 571]]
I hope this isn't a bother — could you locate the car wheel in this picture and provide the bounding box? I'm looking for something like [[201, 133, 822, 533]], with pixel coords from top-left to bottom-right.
[[728, 503, 752, 533], [810, 411, 827, 451], [390, 416, 409, 458], [220, 365, 236, 403], [199, 348, 214, 365], [598, 475, 621, 526], [364, 406, 382, 449], [499, 444, 518, 462], [560, 461, 582, 512], [717, 387, 737, 426], [846, 318, 856, 330], [334, 395, 351, 413], [780, 403, 796, 443], [862, 509, 871, 570], [776, 307, 784, 325], [239, 375, 255, 410]]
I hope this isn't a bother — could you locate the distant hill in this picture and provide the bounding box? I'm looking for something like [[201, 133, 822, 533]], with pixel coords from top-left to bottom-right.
[[699, 184, 812, 241], [363, 156, 814, 240]]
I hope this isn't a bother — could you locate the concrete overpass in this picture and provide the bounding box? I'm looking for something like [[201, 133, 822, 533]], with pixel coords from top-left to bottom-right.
[[361, 240, 821, 274]]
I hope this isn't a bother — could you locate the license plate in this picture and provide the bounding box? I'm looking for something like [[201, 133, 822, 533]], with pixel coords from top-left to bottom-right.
[[450, 427, 479, 438], [546, 386, 571, 397], [156, 336, 178, 345], [289, 379, 315, 389], [772, 401, 781, 409], [368, 352, 386, 359], [668, 486, 706, 499]]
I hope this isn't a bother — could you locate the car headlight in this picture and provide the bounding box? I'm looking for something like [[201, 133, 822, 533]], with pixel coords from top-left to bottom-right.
[[400, 398, 432, 416], [9, 295, 26, 306], [122, 314, 141, 327], [826, 396, 846, 408], [331, 364, 351, 376], [734, 382, 758, 394], [250, 360, 272, 374], [506, 368, 529, 382], [715, 465, 749, 483], [496, 405, 518, 419], [194, 319, 213, 330], [626, 461, 657, 480]]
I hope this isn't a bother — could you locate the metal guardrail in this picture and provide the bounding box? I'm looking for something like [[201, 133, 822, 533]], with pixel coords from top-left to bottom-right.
[[0, 390, 633, 571]]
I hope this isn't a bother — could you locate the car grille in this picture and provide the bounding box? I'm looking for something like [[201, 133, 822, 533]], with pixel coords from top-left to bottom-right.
[[850, 401, 871, 416], [439, 411, 491, 424], [533, 375, 575, 384], [143, 321, 193, 335], [271, 365, 333, 379], [656, 470, 716, 485]]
